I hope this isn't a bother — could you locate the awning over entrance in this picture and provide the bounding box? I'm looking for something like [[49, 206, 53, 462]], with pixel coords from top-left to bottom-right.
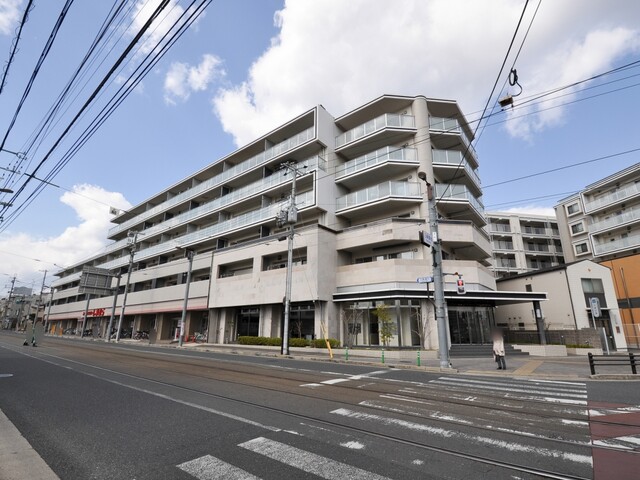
[[333, 288, 546, 305]]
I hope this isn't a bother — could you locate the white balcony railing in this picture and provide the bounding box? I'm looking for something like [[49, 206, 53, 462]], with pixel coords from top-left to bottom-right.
[[108, 126, 315, 237], [432, 149, 481, 187], [593, 232, 640, 256], [584, 182, 640, 213], [590, 205, 640, 233], [101, 156, 324, 256], [434, 183, 484, 214], [336, 181, 421, 211], [335, 147, 417, 179], [429, 117, 477, 158], [335, 114, 415, 148], [97, 191, 316, 271]]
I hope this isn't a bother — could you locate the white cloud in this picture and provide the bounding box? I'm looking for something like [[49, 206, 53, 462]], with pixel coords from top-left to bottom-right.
[[164, 54, 224, 105], [0, 185, 131, 294], [212, 0, 640, 146], [0, 0, 22, 35], [503, 206, 556, 217]]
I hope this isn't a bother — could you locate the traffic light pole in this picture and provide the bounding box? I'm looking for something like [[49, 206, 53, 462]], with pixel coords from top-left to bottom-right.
[[418, 172, 450, 369]]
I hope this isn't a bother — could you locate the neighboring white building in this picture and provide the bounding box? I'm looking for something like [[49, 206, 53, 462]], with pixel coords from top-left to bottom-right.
[[486, 212, 564, 278], [555, 162, 640, 262], [47, 95, 542, 349], [496, 260, 627, 352]]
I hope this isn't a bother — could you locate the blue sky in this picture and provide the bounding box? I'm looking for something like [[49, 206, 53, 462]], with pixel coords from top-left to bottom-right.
[[0, 0, 639, 293]]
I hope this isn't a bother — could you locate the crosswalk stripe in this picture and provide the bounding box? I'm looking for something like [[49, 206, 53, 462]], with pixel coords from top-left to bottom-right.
[[430, 378, 587, 402], [177, 454, 260, 480], [434, 377, 587, 394], [592, 434, 640, 450], [239, 437, 391, 480]]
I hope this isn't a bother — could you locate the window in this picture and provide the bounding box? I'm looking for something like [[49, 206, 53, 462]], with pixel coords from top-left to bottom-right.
[[581, 278, 604, 294], [566, 202, 580, 216], [574, 242, 589, 255], [570, 222, 585, 235]]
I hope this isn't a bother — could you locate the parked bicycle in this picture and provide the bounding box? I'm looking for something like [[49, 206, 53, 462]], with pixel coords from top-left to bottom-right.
[[133, 330, 149, 340]]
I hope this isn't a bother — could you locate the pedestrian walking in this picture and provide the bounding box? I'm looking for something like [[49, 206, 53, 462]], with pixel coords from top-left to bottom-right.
[[492, 330, 506, 370]]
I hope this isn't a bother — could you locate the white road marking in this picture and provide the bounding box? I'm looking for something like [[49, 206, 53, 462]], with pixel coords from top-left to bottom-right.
[[434, 377, 587, 395], [525, 379, 586, 387], [321, 378, 351, 385], [592, 434, 640, 450], [0, 373, 13, 378], [589, 406, 640, 416], [561, 419, 589, 426], [239, 437, 391, 480], [299, 383, 322, 388], [340, 440, 365, 450], [331, 408, 592, 466], [430, 379, 587, 402], [177, 455, 260, 480], [300, 370, 388, 388], [412, 459, 424, 465]]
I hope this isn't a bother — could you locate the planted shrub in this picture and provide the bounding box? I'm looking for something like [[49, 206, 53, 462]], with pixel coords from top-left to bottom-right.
[[236, 336, 282, 346], [289, 337, 310, 347], [312, 338, 340, 348]]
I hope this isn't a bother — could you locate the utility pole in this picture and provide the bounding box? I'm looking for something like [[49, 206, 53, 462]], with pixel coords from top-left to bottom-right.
[[418, 172, 450, 369], [106, 272, 122, 342], [276, 161, 306, 355], [35, 270, 47, 325], [177, 248, 195, 347], [2, 276, 16, 329], [116, 231, 138, 342]]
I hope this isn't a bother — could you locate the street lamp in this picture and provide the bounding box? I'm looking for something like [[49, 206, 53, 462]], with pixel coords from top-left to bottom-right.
[[175, 246, 195, 347], [417, 171, 451, 369]]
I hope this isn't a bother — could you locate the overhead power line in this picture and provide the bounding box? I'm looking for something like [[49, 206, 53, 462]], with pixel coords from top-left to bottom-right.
[[0, 0, 35, 98]]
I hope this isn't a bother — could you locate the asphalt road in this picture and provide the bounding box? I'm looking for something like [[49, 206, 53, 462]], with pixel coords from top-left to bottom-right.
[[1, 331, 639, 479]]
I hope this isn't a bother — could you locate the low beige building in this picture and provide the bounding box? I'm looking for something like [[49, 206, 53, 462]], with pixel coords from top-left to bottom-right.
[[496, 260, 627, 352]]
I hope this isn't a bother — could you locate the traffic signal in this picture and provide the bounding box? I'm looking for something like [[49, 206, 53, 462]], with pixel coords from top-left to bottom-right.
[[456, 277, 466, 295]]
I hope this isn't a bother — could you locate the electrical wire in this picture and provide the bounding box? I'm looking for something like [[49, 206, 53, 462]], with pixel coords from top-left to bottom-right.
[[0, 0, 35, 98]]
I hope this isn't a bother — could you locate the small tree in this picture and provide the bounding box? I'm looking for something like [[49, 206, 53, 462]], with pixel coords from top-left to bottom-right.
[[410, 305, 430, 349], [341, 303, 363, 348], [374, 304, 396, 347]]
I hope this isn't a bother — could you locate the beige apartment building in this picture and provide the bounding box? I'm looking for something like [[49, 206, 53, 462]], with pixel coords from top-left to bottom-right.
[[487, 212, 564, 278], [46, 95, 542, 349]]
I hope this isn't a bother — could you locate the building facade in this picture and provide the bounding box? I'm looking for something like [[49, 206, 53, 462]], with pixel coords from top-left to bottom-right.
[[486, 212, 564, 278], [47, 95, 540, 348], [555, 162, 640, 263], [496, 260, 627, 352]]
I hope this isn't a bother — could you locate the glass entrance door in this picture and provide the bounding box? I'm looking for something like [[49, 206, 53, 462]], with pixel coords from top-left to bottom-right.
[[449, 306, 494, 344]]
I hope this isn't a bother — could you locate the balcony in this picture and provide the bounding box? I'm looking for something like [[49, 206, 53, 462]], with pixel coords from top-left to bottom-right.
[[102, 157, 323, 254], [583, 182, 640, 214], [97, 191, 316, 271], [494, 258, 517, 269], [432, 149, 481, 195], [489, 224, 512, 237], [335, 114, 416, 157], [492, 241, 514, 251], [590, 205, 640, 233], [108, 126, 316, 238], [435, 183, 486, 226], [593, 232, 640, 256], [335, 147, 418, 189], [438, 220, 492, 264], [521, 226, 551, 238], [429, 117, 478, 167], [523, 245, 555, 256], [336, 181, 422, 219]]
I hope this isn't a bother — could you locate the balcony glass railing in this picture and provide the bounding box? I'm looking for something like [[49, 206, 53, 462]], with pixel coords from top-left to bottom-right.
[[429, 117, 477, 158], [590, 206, 640, 233], [524, 245, 551, 253], [335, 114, 415, 148], [593, 232, 640, 256], [335, 147, 417, 179], [492, 241, 514, 250], [489, 224, 511, 233], [432, 149, 481, 187], [584, 182, 640, 212], [495, 259, 517, 268], [522, 227, 547, 236], [101, 156, 323, 255], [109, 126, 315, 237], [97, 191, 316, 271], [434, 183, 484, 214], [336, 181, 421, 211]]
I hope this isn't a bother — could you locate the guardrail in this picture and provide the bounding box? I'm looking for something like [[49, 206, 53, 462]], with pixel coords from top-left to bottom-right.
[[588, 352, 637, 375]]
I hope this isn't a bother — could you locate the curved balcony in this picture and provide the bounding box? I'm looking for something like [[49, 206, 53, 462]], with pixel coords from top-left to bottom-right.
[[108, 126, 315, 238], [432, 149, 481, 195], [429, 117, 478, 167], [435, 183, 486, 227], [335, 147, 418, 189], [583, 182, 640, 214], [97, 191, 316, 271], [590, 205, 640, 233], [336, 181, 422, 219], [335, 114, 416, 157]]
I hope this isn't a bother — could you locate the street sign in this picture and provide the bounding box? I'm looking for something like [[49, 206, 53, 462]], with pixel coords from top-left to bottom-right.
[[79, 266, 113, 296], [417, 276, 433, 284], [419, 231, 433, 247], [590, 297, 601, 318]]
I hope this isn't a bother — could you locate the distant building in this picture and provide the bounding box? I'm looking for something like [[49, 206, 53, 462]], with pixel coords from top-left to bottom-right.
[[496, 260, 627, 352], [13, 286, 32, 296], [555, 162, 640, 262], [486, 212, 564, 279]]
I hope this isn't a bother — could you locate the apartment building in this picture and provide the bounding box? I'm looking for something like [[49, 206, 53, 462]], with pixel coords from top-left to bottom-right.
[[486, 212, 564, 278], [555, 162, 640, 262], [47, 95, 542, 349], [555, 162, 640, 348]]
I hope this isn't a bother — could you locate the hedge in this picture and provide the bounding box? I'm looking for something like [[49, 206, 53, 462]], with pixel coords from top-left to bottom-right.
[[236, 336, 340, 348], [237, 336, 282, 346], [312, 338, 340, 348]]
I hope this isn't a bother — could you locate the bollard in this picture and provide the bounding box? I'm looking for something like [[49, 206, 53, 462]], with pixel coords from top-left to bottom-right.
[[381, 349, 385, 364], [417, 350, 421, 367], [345, 347, 349, 362]]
